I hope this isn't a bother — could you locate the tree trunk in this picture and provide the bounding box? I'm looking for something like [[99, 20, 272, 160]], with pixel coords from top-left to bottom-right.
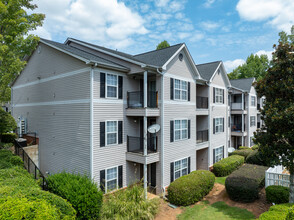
[[290, 172, 294, 203]]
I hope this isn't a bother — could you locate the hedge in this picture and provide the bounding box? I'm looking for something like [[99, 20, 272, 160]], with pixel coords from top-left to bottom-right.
[[0, 149, 23, 169], [47, 172, 103, 220], [259, 203, 293, 220], [225, 164, 268, 202], [266, 185, 289, 204], [230, 149, 252, 159], [168, 170, 215, 206], [1, 133, 17, 143], [252, 145, 259, 150], [286, 207, 294, 220], [246, 150, 267, 166], [239, 146, 251, 150], [213, 155, 244, 177]]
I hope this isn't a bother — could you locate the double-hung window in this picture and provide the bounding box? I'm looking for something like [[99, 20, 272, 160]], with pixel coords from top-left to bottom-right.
[[106, 121, 117, 145], [106, 74, 118, 98], [106, 167, 118, 192], [174, 119, 188, 141], [174, 79, 187, 101], [174, 158, 188, 180], [251, 96, 256, 106], [250, 116, 256, 127], [215, 146, 224, 163], [215, 88, 224, 103], [215, 118, 224, 133]]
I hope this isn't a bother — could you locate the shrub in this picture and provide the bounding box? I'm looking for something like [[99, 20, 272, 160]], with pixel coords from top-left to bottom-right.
[[246, 150, 267, 166], [252, 145, 259, 150], [230, 149, 252, 159], [266, 185, 289, 204], [225, 164, 268, 202], [1, 133, 17, 143], [213, 155, 244, 177], [0, 142, 13, 149], [0, 149, 23, 169], [168, 170, 215, 206], [286, 207, 294, 220], [101, 183, 159, 220], [259, 203, 293, 220], [47, 172, 103, 220], [239, 146, 251, 150]]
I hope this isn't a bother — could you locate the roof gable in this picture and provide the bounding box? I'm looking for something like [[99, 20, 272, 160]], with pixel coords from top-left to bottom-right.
[[230, 77, 255, 92], [196, 61, 221, 81]]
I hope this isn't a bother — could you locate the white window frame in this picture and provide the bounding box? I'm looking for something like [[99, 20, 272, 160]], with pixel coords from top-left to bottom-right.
[[251, 96, 256, 106], [250, 116, 256, 127], [174, 119, 188, 141], [105, 166, 118, 193], [215, 117, 224, 133], [106, 120, 118, 146], [215, 146, 224, 163], [215, 88, 224, 104], [174, 157, 188, 180], [174, 79, 188, 101], [106, 73, 118, 99], [250, 136, 254, 147]]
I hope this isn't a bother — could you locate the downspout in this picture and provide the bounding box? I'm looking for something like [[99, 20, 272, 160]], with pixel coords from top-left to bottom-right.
[[247, 93, 250, 146], [225, 88, 229, 157], [208, 82, 211, 167], [90, 66, 94, 179]]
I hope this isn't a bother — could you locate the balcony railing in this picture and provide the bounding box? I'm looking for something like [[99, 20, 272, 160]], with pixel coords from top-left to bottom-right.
[[127, 91, 158, 108], [196, 96, 208, 109], [127, 135, 157, 154], [231, 103, 243, 110], [196, 130, 209, 143], [231, 124, 245, 132]]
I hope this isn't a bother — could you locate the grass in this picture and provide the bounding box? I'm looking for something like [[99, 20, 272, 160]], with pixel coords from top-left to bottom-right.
[[215, 176, 227, 185], [177, 201, 255, 220]]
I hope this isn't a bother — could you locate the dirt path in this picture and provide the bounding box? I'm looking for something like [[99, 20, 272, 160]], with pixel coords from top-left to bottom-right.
[[154, 183, 271, 220]]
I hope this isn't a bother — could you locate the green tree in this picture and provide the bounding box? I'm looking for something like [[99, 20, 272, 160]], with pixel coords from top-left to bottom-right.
[[0, 108, 16, 141], [0, 0, 45, 102], [227, 54, 270, 81], [254, 41, 294, 203], [156, 40, 170, 50]]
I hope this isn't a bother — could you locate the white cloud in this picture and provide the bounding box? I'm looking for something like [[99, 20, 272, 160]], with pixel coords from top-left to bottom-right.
[[223, 59, 246, 72], [236, 0, 294, 32], [30, 26, 52, 40], [155, 0, 170, 7], [255, 50, 274, 61], [203, 0, 215, 8], [200, 21, 220, 31]]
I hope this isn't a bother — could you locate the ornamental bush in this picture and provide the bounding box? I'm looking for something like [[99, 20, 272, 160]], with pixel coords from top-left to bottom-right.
[[1, 133, 17, 143], [246, 150, 267, 166], [239, 146, 251, 150], [230, 149, 252, 159], [0, 149, 23, 169], [213, 155, 244, 177], [225, 164, 268, 202], [286, 207, 294, 220], [266, 185, 289, 204], [251, 145, 259, 150], [259, 203, 293, 220], [168, 170, 215, 206], [47, 172, 103, 220]]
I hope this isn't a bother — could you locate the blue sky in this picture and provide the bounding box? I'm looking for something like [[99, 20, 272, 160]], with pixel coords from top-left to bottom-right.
[[31, 0, 294, 72]]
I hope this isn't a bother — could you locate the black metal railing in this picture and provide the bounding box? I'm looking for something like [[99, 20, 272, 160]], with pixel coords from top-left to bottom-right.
[[127, 135, 157, 154], [14, 139, 48, 190], [231, 124, 243, 132], [196, 96, 208, 109], [127, 91, 158, 108], [196, 130, 209, 143]]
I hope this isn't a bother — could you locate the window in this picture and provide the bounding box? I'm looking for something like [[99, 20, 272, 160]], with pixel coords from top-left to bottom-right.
[[106, 74, 118, 98], [106, 167, 118, 192], [251, 96, 256, 106], [215, 88, 224, 103], [174, 158, 188, 180], [174, 79, 187, 101], [215, 146, 224, 163], [250, 116, 256, 127], [215, 118, 224, 133], [250, 137, 254, 147], [106, 121, 117, 145], [174, 119, 188, 141]]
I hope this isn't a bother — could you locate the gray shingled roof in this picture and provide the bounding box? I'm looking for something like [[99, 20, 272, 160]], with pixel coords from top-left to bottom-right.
[[196, 61, 221, 81], [133, 43, 184, 67], [230, 77, 255, 92], [41, 38, 128, 70]]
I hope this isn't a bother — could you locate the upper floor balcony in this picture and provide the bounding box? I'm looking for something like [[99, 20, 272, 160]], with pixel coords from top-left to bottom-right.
[[197, 129, 209, 144], [230, 94, 247, 114], [196, 96, 208, 109], [196, 84, 209, 115]]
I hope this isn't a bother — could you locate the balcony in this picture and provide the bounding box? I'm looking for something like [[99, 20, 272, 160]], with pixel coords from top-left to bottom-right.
[[196, 96, 208, 109], [231, 124, 247, 136], [197, 130, 209, 144], [231, 103, 242, 110]]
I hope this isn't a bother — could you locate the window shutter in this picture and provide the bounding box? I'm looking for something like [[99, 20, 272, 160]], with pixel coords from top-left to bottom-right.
[[222, 118, 224, 132], [222, 89, 224, 104], [118, 121, 123, 144], [100, 170, 105, 192], [100, 73, 105, 98], [188, 120, 191, 139], [170, 121, 174, 142], [213, 87, 215, 103], [118, 76, 123, 99], [100, 122, 105, 147], [188, 157, 191, 174], [188, 82, 190, 101], [222, 146, 224, 159], [118, 165, 123, 188], [213, 119, 215, 134], [213, 149, 216, 164], [170, 162, 174, 183], [170, 78, 174, 100]]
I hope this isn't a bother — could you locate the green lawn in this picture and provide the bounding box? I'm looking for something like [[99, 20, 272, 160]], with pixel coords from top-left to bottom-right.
[[177, 201, 255, 220], [215, 176, 227, 185]]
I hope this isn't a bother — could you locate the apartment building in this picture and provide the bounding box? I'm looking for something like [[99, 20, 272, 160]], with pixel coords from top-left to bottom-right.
[[11, 38, 230, 194]]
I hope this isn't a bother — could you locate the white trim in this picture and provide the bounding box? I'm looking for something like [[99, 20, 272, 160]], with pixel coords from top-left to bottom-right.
[[106, 73, 118, 99], [214, 117, 224, 134], [105, 166, 119, 193], [209, 62, 222, 83], [90, 68, 94, 179], [164, 73, 195, 83], [13, 99, 90, 107], [209, 83, 226, 89], [174, 157, 189, 180], [160, 73, 165, 191], [214, 146, 224, 163], [105, 120, 118, 146], [93, 99, 125, 104], [164, 101, 195, 106], [174, 79, 188, 101], [13, 68, 91, 89], [174, 119, 188, 141], [162, 44, 185, 70], [214, 88, 224, 104]]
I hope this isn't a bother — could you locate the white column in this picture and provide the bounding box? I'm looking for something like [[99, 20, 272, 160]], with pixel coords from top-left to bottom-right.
[[242, 93, 244, 110], [143, 115, 148, 199], [144, 71, 147, 108]]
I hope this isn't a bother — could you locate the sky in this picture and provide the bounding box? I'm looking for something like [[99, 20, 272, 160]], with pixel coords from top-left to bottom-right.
[[30, 0, 294, 72]]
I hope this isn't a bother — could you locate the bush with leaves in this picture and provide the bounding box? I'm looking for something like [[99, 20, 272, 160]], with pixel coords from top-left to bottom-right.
[[230, 149, 252, 159], [246, 150, 267, 166], [1, 133, 17, 143], [259, 203, 293, 220], [213, 155, 244, 177], [266, 185, 289, 204], [0, 108, 17, 142], [47, 172, 103, 220], [239, 146, 251, 150], [0, 149, 23, 169]]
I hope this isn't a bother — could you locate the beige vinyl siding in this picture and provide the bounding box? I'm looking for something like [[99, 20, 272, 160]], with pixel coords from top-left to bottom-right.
[[247, 86, 258, 146]]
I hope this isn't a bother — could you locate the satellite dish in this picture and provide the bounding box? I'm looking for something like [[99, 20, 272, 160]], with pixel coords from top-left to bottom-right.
[[148, 124, 160, 134], [228, 147, 235, 153]]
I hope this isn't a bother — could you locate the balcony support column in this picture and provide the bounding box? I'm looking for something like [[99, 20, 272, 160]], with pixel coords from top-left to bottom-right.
[[143, 115, 147, 199], [144, 71, 148, 108], [242, 93, 244, 110]]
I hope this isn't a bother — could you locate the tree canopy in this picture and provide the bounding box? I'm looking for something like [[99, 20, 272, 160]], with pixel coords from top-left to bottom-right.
[[227, 54, 270, 81], [0, 108, 16, 139], [156, 40, 170, 50], [0, 0, 45, 102]]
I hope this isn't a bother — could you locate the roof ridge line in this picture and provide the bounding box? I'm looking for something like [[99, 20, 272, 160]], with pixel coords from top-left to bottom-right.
[[196, 60, 222, 66], [133, 43, 184, 57]]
